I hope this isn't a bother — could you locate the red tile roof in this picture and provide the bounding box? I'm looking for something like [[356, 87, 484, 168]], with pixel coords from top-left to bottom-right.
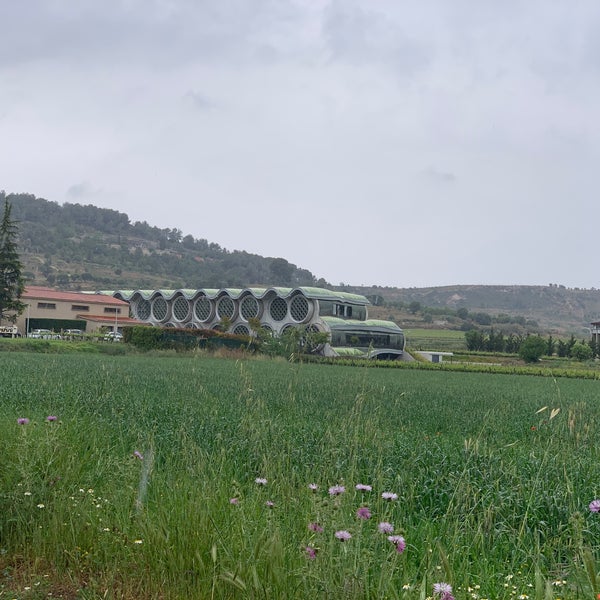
[[23, 286, 128, 306]]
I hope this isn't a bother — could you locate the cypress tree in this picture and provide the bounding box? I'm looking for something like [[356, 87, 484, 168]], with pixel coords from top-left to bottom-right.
[[0, 195, 26, 323]]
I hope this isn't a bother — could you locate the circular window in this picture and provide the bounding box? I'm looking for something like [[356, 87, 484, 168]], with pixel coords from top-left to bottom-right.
[[172, 297, 190, 322], [240, 296, 259, 320], [217, 296, 235, 320], [194, 297, 213, 322], [184, 323, 197, 329], [233, 324, 250, 336], [290, 295, 309, 322], [269, 297, 287, 321], [152, 297, 168, 321], [136, 299, 151, 320]]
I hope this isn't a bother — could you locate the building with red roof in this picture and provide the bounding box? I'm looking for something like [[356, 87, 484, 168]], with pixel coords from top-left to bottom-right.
[[13, 286, 140, 336]]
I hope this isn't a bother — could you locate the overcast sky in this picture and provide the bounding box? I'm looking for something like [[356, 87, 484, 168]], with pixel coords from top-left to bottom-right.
[[1, 1, 598, 289]]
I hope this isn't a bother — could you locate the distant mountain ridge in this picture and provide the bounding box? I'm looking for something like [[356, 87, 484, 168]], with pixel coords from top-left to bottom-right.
[[4, 191, 598, 334], [340, 284, 600, 334]]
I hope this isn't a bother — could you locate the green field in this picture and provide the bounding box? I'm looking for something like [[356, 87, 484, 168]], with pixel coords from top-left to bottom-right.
[[2, 352, 600, 599], [404, 329, 468, 351]]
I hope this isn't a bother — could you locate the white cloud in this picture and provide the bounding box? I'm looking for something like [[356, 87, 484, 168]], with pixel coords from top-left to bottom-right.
[[0, 0, 598, 288]]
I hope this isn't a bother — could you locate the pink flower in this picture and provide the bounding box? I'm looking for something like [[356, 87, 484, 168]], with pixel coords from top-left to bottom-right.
[[381, 492, 398, 501], [308, 522, 324, 533], [433, 582, 454, 600], [387, 535, 406, 553], [17, 418, 29, 425], [305, 546, 317, 560], [590, 499, 600, 513], [229, 498, 239, 505], [46, 415, 58, 422], [308, 483, 318, 491], [356, 506, 371, 520], [265, 500, 274, 508], [335, 530, 352, 541], [378, 522, 394, 534], [255, 477, 267, 485], [355, 483, 372, 491], [133, 450, 144, 460], [328, 485, 345, 496]]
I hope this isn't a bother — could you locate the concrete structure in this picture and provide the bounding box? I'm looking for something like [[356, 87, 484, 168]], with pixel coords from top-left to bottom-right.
[[591, 321, 600, 347], [414, 351, 454, 363], [105, 287, 406, 359], [12, 286, 136, 335]]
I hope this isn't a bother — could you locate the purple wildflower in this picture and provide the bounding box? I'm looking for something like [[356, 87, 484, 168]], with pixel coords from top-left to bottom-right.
[[255, 477, 267, 485], [381, 492, 398, 501], [334, 530, 352, 541], [433, 582, 455, 600], [133, 450, 144, 461], [305, 546, 317, 560], [229, 498, 239, 505], [590, 499, 600, 513], [266, 500, 274, 508], [355, 483, 372, 491], [17, 418, 29, 425], [308, 483, 318, 491], [378, 522, 394, 534], [356, 506, 371, 520], [46, 415, 58, 422], [308, 522, 324, 533], [387, 535, 406, 553], [328, 485, 345, 496]]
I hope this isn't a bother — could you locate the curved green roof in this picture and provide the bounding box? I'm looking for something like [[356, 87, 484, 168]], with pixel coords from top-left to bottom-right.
[[101, 287, 371, 305], [321, 316, 403, 333]]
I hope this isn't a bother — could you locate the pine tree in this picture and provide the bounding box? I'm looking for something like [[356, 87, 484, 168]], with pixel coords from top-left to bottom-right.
[[0, 196, 26, 323]]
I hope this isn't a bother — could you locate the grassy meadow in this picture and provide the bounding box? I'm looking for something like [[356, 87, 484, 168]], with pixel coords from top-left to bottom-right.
[[2, 352, 600, 599]]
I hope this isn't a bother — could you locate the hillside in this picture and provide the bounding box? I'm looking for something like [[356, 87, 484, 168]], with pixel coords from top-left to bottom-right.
[[4, 191, 599, 335], [6, 192, 326, 290]]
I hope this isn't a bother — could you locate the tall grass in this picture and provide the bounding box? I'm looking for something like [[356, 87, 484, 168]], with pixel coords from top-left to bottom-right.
[[1, 352, 600, 598]]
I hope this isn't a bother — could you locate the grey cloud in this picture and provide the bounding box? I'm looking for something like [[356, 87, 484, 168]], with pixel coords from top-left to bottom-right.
[[66, 181, 101, 199], [321, 0, 432, 74], [422, 167, 456, 184]]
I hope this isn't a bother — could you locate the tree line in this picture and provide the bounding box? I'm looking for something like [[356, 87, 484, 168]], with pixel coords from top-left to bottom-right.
[[465, 329, 596, 361]]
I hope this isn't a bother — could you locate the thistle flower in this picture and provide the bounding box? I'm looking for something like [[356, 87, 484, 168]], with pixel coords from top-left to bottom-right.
[[17, 418, 30, 425], [305, 546, 317, 560], [46, 415, 57, 422], [133, 450, 144, 461], [328, 485, 345, 496], [378, 522, 394, 534], [387, 535, 406, 553], [308, 522, 324, 532], [335, 530, 352, 541], [355, 483, 372, 491], [433, 582, 454, 600], [255, 477, 267, 485], [265, 500, 274, 508], [381, 492, 398, 501], [356, 506, 371, 520], [229, 498, 239, 505], [590, 499, 600, 513], [308, 483, 318, 491]]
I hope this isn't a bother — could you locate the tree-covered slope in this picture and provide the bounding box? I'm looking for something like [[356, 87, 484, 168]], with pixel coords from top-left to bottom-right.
[[5, 192, 325, 290]]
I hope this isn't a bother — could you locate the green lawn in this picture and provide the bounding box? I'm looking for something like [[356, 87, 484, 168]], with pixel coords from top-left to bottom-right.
[[1, 352, 600, 598]]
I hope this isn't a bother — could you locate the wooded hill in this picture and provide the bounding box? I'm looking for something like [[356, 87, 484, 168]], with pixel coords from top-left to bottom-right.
[[5, 191, 599, 335]]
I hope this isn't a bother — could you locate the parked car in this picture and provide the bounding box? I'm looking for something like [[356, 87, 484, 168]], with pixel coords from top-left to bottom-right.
[[104, 331, 123, 342], [64, 329, 84, 337], [29, 329, 52, 339]]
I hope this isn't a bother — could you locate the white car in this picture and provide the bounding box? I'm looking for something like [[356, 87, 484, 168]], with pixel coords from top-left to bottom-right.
[[104, 331, 123, 342], [30, 329, 53, 339]]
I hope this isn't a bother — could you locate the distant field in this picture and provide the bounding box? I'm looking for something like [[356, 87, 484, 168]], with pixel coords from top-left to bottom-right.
[[2, 353, 600, 598], [404, 328, 467, 350]]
